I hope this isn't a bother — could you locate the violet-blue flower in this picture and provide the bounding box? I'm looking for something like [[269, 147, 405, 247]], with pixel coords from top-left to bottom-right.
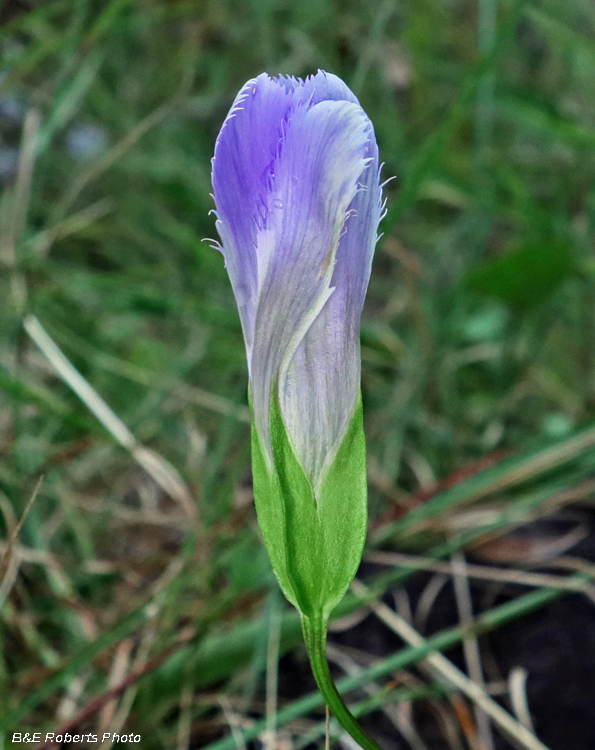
[[211, 71, 385, 750], [212, 70, 382, 489]]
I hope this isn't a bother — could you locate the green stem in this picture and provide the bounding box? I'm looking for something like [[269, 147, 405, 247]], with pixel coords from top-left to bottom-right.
[[302, 613, 383, 750]]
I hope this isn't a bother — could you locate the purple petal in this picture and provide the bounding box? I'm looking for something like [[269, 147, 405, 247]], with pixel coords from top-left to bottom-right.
[[212, 74, 293, 349], [211, 71, 360, 352], [298, 70, 359, 106], [249, 97, 372, 468], [280, 145, 382, 485], [274, 70, 359, 105], [212, 71, 383, 482]]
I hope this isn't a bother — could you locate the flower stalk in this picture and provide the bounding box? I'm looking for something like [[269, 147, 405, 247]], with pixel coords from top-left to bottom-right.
[[302, 612, 383, 750]]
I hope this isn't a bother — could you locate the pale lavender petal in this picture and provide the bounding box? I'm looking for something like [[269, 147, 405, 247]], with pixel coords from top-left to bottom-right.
[[280, 137, 381, 485], [273, 70, 358, 105], [298, 70, 359, 106], [249, 97, 372, 465]]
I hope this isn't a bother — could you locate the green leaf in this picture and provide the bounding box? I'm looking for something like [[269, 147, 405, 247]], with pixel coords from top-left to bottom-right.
[[464, 241, 575, 310], [496, 93, 595, 149], [250, 394, 368, 619]]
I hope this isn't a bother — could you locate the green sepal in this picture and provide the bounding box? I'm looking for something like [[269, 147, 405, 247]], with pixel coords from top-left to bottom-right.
[[250, 392, 368, 619]]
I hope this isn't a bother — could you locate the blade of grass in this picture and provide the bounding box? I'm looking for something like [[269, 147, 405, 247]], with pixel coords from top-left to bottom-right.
[[83, 0, 138, 48], [373, 424, 595, 544], [264, 591, 282, 750], [0, 555, 192, 732], [381, 0, 528, 235], [508, 667, 534, 733], [450, 552, 495, 750], [495, 94, 595, 149], [0, 108, 40, 315], [0, 0, 72, 41], [0, 368, 95, 433], [526, 6, 595, 62], [0, 31, 75, 94], [295, 685, 445, 750], [43, 320, 250, 422], [0, 603, 150, 729], [0, 476, 44, 608], [475, 0, 498, 162], [201, 573, 589, 750], [364, 550, 595, 596], [35, 48, 104, 156], [350, 579, 550, 750], [350, 0, 397, 96], [27, 198, 115, 258], [56, 67, 194, 216], [24, 315, 195, 518]]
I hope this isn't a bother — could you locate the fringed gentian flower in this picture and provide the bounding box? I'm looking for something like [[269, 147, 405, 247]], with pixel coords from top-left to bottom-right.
[[211, 71, 384, 750]]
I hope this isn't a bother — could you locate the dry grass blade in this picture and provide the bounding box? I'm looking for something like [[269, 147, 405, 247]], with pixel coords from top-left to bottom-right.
[[0, 475, 44, 607], [28, 197, 115, 257], [176, 681, 194, 750], [365, 551, 595, 598], [58, 69, 194, 215], [24, 315, 196, 518], [97, 639, 134, 736], [414, 574, 450, 634], [0, 107, 41, 313], [450, 553, 495, 750], [350, 579, 552, 750], [218, 696, 249, 750], [449, 695, 480, 750], [36, 635, 193, 750], [37, 558, 192, 750], [0, 108, 40, 257], [51, 321, 250, 422], [263, 594, 282, 750], [56, 674, 92, 723], [0, 540, 58, 567], [169, 382, 251, 424], [548, 557, 595, 602], [326, 643, 431, 750], [98, 622, 157, 750], [374, 434, 595, 546], [508, 667, 534, 733]]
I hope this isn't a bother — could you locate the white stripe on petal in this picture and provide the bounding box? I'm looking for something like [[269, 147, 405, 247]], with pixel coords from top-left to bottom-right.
[[249, 98, 372, 472]]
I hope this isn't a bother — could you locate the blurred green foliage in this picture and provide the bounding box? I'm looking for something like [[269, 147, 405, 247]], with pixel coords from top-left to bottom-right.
[[464, 240, 576, 309]]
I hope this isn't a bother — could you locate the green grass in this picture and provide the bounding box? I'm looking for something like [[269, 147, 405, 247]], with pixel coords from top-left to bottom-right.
[[2, 0, 595, 747]]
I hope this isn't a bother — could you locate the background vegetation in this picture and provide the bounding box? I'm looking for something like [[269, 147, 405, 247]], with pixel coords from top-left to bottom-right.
[[1, 0, 595, 748]]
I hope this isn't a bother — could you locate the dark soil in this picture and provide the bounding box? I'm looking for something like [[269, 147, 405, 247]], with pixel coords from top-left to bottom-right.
[[274, 508, 595, 750]]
